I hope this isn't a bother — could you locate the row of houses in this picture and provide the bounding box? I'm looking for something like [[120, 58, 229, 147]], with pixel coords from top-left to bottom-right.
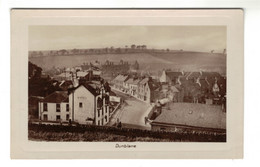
[[111, 74, 160, 103], [111, 69, 226, 105], [159, 70, 226, 104]]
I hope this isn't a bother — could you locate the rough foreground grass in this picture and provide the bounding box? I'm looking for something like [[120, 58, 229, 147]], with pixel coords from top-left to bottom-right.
[[28, 123, 226, 142], [28, 130, 172, 142]]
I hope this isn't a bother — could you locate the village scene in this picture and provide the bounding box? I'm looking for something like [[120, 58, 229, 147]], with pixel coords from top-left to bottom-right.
[[28, 26, 226, 142]]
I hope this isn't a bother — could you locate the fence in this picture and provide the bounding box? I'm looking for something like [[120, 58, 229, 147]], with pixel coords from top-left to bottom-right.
[[28, 123, 226, 142]]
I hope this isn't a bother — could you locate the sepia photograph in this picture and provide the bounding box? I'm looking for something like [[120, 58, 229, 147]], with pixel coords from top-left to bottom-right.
[[11, 9, 243, 159], [28, 26, 227, 142]]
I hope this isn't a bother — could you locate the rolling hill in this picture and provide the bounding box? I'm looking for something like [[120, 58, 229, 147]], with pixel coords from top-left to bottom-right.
[[29, 51, 226, 74]]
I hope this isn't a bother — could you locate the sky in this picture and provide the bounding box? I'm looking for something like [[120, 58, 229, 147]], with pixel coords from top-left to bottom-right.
[[29, 26, 226, 53]]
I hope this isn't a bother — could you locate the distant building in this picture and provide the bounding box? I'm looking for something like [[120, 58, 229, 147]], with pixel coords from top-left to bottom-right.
[[59, 80, 74, 91], [151, 103, 226, 133], [137, 77, 160, 103], [159, 70, 183, 84], [111, 74, 129, 92], [125, 78, 140, 96]]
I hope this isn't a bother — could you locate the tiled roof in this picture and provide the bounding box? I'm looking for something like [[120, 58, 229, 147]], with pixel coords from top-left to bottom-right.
[[43, 91, 69, 103], [153, 103, 226, 130]]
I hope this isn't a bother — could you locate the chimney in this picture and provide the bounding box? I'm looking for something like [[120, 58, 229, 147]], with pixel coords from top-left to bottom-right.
[[196, 77, 201, 87], [88, 70, 93, 81], [199, 70, 203, 76], [181, 70, 184, 75], [177, 76, 182, 85]]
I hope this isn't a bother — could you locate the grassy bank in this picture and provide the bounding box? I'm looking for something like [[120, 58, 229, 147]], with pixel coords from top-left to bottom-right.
[[28, 123, 226, 142]]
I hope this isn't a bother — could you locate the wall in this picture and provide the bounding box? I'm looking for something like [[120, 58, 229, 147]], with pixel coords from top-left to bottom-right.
[[38, 102, 69, 122], [151, 123, 226, 133], [95, 93, 110, 126], [69, 85, 95, 124]]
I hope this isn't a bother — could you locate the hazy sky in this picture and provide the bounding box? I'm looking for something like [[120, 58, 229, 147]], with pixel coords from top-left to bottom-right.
[[29, 26, 226, 53]]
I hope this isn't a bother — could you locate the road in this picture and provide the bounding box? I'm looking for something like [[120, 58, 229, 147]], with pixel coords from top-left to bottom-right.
[[110, 89, 152, 130]]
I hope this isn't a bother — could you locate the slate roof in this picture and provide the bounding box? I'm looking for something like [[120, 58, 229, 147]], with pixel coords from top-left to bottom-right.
[[139, 78, 150, 85], [201, 72, 221, 79], [76, 71, 89, 77], [125, 78, 134, 84], [113, 74, 129, 82], [153, 103, 226, 130], [170, 86, 179, 93], [165, 71, 182, 80], [147, 80, 160, 91], [43, 91, 69, 103], [186, 72, 201, 79]]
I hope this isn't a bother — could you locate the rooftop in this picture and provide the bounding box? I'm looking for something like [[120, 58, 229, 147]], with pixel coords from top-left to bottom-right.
[[165, 71, 183, 79], [113, 74, 129, 82], [153, 103, 226, 130], [43, 91, 69, 103]]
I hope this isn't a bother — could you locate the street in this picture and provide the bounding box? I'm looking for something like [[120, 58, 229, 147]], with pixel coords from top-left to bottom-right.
[[109, 89, 152, 130]]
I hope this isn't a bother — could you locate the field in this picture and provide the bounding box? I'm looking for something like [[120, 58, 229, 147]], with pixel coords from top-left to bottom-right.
[[29, 51, 226, 74]]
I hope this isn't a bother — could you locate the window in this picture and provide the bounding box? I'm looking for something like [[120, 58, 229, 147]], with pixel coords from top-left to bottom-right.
[[43, 103, 47, 111], [97, 97, 102, 109], [98, 110, 100, 117], [43, 114, 48, 121], [101, 119, 103, 125], [56, 115, 61, 121], [105, 116, 107, 122], [66, 104, 69, 112], [66, 114, 69, 121], [56, 103, 60, 112], [98, 120, 100, 126], [79, 102, 83, 108]]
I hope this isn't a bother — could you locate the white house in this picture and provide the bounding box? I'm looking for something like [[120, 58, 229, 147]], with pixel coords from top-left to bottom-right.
[[68, 83, 110, 126], [38, 91, 70, 122]]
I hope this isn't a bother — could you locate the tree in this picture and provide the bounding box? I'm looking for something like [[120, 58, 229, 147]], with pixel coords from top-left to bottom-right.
[[131, 44, 136, 49]]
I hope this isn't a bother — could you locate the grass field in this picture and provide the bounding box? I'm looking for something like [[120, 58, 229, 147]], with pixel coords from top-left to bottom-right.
[[29, 51, 226, 74]]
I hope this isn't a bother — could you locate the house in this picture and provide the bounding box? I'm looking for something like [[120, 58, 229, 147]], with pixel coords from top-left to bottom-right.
[[123, 77, 140, 95], [137, 77, 150, 102], [38, 91, 70, 122], [128, 78, 140, 96], [137, 77, 160, 103], [59, 80, 74, 91], [151, 103, 226, 133], [68, 83, 110, 125], [54, 72, 73, 81], [111, 74, 129, 92], [159, 70, 183, 84]]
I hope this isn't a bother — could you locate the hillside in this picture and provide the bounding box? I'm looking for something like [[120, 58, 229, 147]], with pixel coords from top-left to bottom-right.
[[29, 51, 226, 73]]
